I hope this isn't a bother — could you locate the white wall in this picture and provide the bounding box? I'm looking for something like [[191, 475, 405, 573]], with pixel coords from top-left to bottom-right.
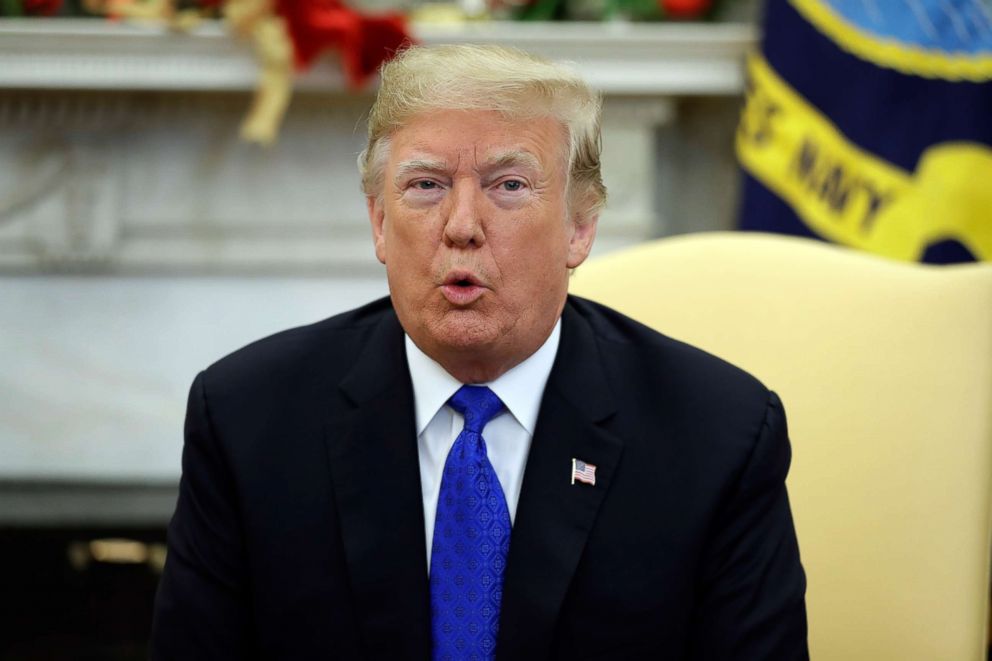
[[1, 275, 387, 481]]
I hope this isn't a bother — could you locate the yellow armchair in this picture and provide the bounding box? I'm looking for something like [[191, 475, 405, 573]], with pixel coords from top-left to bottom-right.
[[569, 232, 992, 661]]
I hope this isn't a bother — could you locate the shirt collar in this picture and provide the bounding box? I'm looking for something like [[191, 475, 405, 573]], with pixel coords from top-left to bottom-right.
[[404, 318, 562, 436]]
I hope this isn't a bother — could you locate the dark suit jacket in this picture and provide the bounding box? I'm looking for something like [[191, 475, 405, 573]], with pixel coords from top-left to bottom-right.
[[151, 295, 807, 660]]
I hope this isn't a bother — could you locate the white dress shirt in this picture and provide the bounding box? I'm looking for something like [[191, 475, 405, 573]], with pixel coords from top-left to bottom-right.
[[404, 320, 561, 569]]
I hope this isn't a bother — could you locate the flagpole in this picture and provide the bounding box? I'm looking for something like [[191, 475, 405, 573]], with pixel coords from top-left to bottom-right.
[[571, 458, 575, 485]]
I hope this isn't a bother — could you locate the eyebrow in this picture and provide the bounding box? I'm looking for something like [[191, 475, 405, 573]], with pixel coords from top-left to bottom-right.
[[477, 150, 542, 175], [393, 158, 449, 185]]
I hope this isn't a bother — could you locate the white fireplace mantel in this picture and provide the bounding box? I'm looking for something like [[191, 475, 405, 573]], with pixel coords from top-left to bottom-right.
[[0, 19, 753, 520], [0, 18, 754, 94], [0, 18, 754, 276]]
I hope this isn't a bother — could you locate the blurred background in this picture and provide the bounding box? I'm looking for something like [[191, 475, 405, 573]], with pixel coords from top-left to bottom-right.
[[0, 0, 989, 658]]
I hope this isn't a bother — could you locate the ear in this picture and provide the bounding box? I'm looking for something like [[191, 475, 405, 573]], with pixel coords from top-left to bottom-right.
[[566, 213, 599, 269], [367, 196, 387, 265]]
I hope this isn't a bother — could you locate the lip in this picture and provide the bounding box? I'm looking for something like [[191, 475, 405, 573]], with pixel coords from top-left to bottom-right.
[[440, 270, 487, 306]]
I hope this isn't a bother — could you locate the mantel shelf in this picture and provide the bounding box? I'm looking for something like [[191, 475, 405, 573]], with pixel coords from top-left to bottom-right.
[[0, 18, 755, 95]]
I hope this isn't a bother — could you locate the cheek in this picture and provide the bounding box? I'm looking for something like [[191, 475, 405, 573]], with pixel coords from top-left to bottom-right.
[[492, 221, 571, 288], [385, 211, 436, 267]]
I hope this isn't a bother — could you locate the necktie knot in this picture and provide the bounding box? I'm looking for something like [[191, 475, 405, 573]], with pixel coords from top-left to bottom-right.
[[448, 385, 505, 435]]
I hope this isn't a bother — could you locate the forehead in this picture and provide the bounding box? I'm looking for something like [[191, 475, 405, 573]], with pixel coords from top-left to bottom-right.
[[387, 109, 568, 170]]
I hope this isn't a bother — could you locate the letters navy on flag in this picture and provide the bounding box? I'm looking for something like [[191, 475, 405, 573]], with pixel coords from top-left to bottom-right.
[[736, 0, 992, 264]]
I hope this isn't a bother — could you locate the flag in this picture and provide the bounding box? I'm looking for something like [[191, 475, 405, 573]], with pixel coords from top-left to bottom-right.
[[572, 458, 597, 486], [736, 0, 992, 264]]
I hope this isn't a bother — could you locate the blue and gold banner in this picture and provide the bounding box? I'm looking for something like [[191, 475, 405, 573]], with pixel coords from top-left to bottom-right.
[[736, 0, 992, 263]]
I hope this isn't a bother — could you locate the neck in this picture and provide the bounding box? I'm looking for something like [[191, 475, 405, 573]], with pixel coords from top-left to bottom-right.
[[436, 354, 522, 385], [419, 317, 560, 385]]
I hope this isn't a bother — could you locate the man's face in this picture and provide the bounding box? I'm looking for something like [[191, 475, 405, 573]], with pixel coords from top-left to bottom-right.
[[368, 109, 598, 380]]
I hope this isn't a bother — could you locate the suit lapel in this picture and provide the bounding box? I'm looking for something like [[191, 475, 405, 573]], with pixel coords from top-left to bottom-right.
[[497, 301, 624, 660], [324, 309, 431, 660]]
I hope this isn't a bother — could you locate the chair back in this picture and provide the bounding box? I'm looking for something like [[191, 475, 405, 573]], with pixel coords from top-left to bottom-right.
[[570, 232, 992, 660]]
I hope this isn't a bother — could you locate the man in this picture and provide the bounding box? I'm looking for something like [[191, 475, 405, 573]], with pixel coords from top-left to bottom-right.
[[151, 44, 807, 659]]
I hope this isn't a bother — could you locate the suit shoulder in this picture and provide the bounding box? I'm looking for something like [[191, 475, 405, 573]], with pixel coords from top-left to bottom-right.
[[201, 296, 392, 389], [567, 296, 778, 467], [568, 295, 770, 404]]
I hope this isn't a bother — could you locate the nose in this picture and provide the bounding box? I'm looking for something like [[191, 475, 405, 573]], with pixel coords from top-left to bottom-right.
[[442, 179, 485, 249]]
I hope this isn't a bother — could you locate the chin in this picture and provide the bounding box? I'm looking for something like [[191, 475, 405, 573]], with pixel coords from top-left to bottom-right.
[[428, 311, 503, 352]]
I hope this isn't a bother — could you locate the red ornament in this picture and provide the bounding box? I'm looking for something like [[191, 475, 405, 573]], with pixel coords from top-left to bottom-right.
[[23, 0, 63, 15], [660, 0, 711, 18], [275, 0, 414, 88]]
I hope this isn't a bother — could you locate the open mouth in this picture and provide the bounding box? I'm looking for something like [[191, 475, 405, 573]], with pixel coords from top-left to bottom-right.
[[443, 271, 482, 288], [441, 271, 486, 305]]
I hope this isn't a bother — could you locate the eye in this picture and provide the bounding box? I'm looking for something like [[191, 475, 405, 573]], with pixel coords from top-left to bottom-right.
[[412, 180, 440, 190], [498, 179, 526, 192]]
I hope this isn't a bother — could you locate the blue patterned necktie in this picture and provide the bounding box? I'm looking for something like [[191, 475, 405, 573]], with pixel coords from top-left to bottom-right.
[[430, 385, 512, 661]]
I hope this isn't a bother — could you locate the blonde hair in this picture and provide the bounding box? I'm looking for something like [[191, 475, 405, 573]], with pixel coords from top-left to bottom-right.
[[358, 44, 606, 223]]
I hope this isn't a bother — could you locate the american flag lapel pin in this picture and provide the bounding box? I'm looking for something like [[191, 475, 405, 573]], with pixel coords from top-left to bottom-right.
[[571, 458, 597, 486]]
